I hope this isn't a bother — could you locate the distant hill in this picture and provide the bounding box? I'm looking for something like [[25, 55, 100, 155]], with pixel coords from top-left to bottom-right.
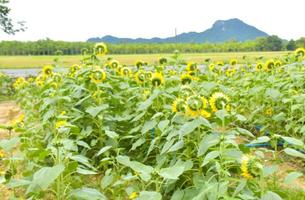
[[87, 18, 268, 43]]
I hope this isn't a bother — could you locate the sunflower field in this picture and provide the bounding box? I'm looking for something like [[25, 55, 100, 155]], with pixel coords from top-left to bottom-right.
[[0, 44, 305, 200]]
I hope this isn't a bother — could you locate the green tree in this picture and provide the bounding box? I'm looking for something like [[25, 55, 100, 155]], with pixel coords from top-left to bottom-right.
[[286, 40, 296, 51], [0, 0, 25, 34]]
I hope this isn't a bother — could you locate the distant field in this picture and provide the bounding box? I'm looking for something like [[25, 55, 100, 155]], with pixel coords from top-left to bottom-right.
[[0, 51, 290, 68]]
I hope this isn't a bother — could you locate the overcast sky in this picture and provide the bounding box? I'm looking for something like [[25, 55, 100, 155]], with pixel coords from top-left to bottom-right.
[[0, 0, 304, 41]]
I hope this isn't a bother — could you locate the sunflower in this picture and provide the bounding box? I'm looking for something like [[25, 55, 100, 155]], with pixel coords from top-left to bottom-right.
[[225, 68, 236, 77], [35, 75, 46, 87], [13, 77, 28, 89], [230, 59, 237, 66], [255, 63, 264, 71], [265, 108, 273, 116], [0, 150, 5, 158], [209, 92, 230, 112], [94, 42, 108, 55], [295, 47, 305, 57], [129, 192, 138, 200], [180, 73, 192, 85], [209, 64, 215, 71], [172, 98, 186, 113], [264, 60, 275, 71], [151, 72, 164, 87], [69, 64, 81, 74], [110, 60, 119, 69], [120, 67, 132, 77], [186, 62, 197, 71], [135, 60, 144, 69], [89, 68, 107, 84], [55, 120, 67, 129], [179, 85, 194, 99], [135, 70, 146, 84], [185, 96, 211, 118], [216, 61, 224, 66], [159, 57, 167, 65], [42, 65, 53, 76], [275, 60, 282, 67], [240, 155, 263, 180]]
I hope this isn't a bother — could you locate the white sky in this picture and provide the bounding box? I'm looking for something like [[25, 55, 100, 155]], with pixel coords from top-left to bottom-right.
[[0, 0, 304, 41]]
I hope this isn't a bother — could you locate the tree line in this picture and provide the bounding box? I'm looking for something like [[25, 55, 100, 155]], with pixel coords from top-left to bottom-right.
[[0, 36, 304, 55]]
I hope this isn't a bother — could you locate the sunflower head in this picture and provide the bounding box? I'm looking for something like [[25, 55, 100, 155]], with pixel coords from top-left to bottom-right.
[[179, 85, 194, 99], [42, 65, 54, 76], [209, 92, 230, 112], [295, 47, 305, 58], [110, 60, 119, 69], [151, 72, 164, 87], [55, 120, 67, 129], [264, 60, 275, 71], [129, 192, 138, 200], [13, 77, 28, 89], [209, 64, 215, 71], [186, 62, 197, 71], [186, 95, 210, 118], [120, 67, 132, 77], [172, 98, 186, 113], [255, 63, 263, 71], [225, 68, 236, 77], [230, 59, 237, 66], [275, 60, 282, 67], [89, 68, 107, 84], [180, 73, 193, 85], [94, 42, 108, 55], [159, 57, 167, 65], [241, 155, 263, 179], [217, 61, 224, 66], [135, 70, 146, 84], [135, 60, 144, 69], [70, 64, 81, 74]]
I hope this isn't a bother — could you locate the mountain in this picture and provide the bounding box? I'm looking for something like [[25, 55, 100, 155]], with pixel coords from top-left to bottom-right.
[[87, 18, 268, 43]]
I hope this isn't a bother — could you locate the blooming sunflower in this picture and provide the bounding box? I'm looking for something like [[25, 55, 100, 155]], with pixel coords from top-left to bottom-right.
[[225, 68, 236, 77], [129, 192, 138, 200], [209, 64, 215, 71], [120, 67, 132, 77], [240, 155, 263, 180], [42, 65, 53, 76], [94, 42, 108, 55], [35, 75, 46, 87], [265, 108, 273, 116], [275, 60, 282, 67], [55, 120, 67, 129], [216, 61, 224, 66], [186, 62, 197, 71], [179, 85, 194, 99], [135, 60, 144, 69], [159, 57, 167, 65], [89, 68, 107, 84], [151, 72, 164, 87], [230, 59, 237, 66], [0, 150, 5, 158], [264, 60, 275, 71], [172, 98, 186, 113], [110, 60, 119, 69], [180, 73, 193, 85], [255, 63, 264, 71], [13, 77, 28, 89], [209, 92, 230, 112], [135, 70, 146, 84], [186, 95, 211, 118], [295, 47, 305, 57], [69, 64, 81, 75]]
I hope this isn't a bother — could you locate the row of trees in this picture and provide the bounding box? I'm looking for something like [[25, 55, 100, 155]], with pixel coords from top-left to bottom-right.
[[0, 36, 304, 55]]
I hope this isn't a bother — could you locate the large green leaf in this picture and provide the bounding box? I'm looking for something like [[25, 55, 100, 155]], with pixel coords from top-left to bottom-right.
[[159, 166, 184, 180], [178, 117, 211, 137], [284, 148, 305, 159], [86, 105, 109, 117], [137, 191, 162, 200], [284, 172, 303, 184], [68, 187, 107, 200]]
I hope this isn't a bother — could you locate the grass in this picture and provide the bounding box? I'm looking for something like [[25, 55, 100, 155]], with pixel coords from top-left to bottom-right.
[[0, 51, 291, 69]]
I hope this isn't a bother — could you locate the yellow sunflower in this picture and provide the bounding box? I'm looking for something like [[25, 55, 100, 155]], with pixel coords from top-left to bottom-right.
[[110, 60, 119, 69], [135, 60, 144, 69], [225, 68, 236, 77], [13, 77, 28, 89], [216, 61, 224, 66], [151, 72, 164, 87], [120, 67, 132, 77], [172, 98, 186, 113], [230, 59, 237, 66], [186, 62, 197, 71], [179, 85, 194, 99], [129, 192, 138, 200], [180, 73, 193, 85], [89, 68, 107, 84], [209, 92, 230, 112], [209, 64, 215, 71], [186, 96, 211, 118], [295, 47, 305, 58], [55, 120, 67, 129], [42, 65, 54, 76], [35, 75, 46, 87], [159, 57, 168, 65], [274, 60, 282, 67], [94, 42, 108, 55], [69, 64, 81, 75], [255, 63, 264, 71], [135, 70, 146, 84], [240, 155, 263, 180], [264, 60, 275, 71]]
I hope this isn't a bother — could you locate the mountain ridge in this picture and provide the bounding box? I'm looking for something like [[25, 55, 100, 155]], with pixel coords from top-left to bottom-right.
[[87, 18, 268, 43]]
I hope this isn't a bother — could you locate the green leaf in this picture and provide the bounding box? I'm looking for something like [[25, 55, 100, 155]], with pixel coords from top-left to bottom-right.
[[284, 148, 305, 159], [86, 105, 109, 117], [159, 166, 185, 180], [198, 134, 220, 156], [0, 137, 20, 152], [178, 117, 210, 137], [261, 191, 282, 200], [141, 120, 157, 134], [281, 136, 304, 147], [263, 165, 278, 177], [101, 169, 113, 189], [6, 179, 31, 188], [77, 167, 97, 175], [96, 146, 112, 156], [167, 140, 184, 153], [158, 120, 170, 132], [237, 128, 255, 138], [250, 136, 270, 144], [201, 150, 219, 166], [105, 130, 118, 139], [69, 187, 107, 200], [26, 164, 65, 193], [131, 138, 146, 151], [284, 172, 303, 184], [236, 114, 247, 122], [137, 191, 162, 200]]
